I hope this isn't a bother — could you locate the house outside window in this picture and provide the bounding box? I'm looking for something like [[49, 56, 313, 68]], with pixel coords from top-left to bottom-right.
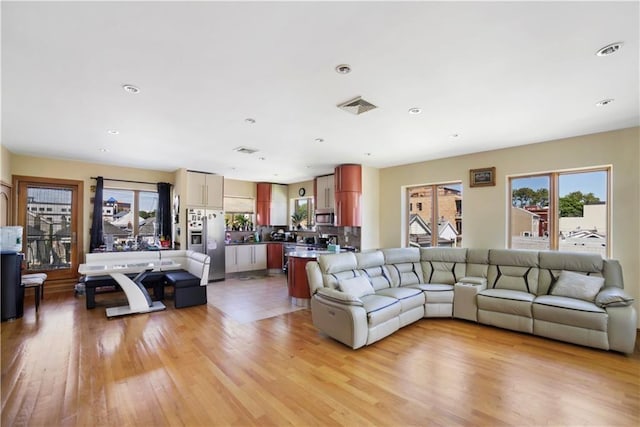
[[509, 168, 610, 256], [407, 182, 462, 247], [102, 188, 159, 249]]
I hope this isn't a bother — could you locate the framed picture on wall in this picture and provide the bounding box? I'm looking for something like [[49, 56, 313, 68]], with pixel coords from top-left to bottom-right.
[[470, 167, 496, 187]]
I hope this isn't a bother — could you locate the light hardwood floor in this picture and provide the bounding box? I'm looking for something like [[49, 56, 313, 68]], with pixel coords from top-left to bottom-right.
[[2, 275, 639, 426]]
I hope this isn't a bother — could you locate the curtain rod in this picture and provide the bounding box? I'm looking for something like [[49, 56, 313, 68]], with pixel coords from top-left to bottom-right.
[[91, 177, 171, 186]]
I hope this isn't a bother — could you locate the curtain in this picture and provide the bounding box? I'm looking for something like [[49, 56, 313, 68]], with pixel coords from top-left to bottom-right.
[[89, 176, 104, 251], [157, 182, 172, 241]]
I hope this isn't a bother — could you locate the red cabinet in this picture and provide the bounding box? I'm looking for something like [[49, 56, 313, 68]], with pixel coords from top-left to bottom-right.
[[287, 255, 312, 306], [256, 183, 271, 226], [335, 164, 362, 193], [334, 164, 362, 227], [266, 243, 283, 269]]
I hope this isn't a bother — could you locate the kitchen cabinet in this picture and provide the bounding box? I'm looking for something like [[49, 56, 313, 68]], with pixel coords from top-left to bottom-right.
[[334, 164, 362, 227], [335, 164, 362, 193], [256, 183, 288, 226], [225, 244, 266, 273], [315, 174, 335, 210], [270, 184, 288, 226], [186, 171, 223, 208], [267, 243, 284, 270]]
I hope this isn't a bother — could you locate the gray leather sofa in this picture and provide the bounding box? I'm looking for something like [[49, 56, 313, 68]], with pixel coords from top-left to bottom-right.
[[306, 247, 637, 354]]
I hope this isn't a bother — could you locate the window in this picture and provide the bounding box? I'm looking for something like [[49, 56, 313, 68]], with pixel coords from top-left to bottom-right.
[[509, 168, 609, 256], [102, 188, 159, 249], [224, 197, 255, 231], [407, 182, 462, 247], [293, 197, 314, 230]]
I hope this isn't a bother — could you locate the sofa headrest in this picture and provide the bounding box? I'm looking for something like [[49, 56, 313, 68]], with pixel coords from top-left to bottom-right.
[[489, 249, 538, 267], [356, 250, 385, 269], [382, 247, 420, 264], [188, 251, 210, 265], [466, 248, 489, 264], [420, 247, 467, 263], [539, 250, 602, 273], [318, 252, 358, 274]]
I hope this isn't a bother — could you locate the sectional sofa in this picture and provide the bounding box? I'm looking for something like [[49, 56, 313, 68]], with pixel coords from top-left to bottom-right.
[[305, 248, 637, 354]]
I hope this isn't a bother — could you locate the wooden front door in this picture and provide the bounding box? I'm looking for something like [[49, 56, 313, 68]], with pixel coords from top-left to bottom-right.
[[14, 176, 83, 281]]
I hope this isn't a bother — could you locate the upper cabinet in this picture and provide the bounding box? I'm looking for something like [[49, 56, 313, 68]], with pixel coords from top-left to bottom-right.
[[186, 171, 223, 209], [315, 174, 335, 211], [270, 184, 288, 226], [335, 164, 362, 193], [256, 182, 288, 226], [334, 164, 362, 227]]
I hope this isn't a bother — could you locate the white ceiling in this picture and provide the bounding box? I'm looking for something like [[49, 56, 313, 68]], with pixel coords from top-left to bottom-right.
[[2, 1, 638, 184]]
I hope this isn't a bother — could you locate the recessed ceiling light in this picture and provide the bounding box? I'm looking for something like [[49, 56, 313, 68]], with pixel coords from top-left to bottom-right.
[[99, 148, 109, 153], [258, 157, 266, 161], [315, 138, 324, 143], [244, 118, 256, 124], [335, 64, 351, 74], [408, 108, 422, 115], [596, 99, 614, 106], [450, 133, 460, 139], [596, 42, 623, 56], [364, 152, 372, 156], [122, 84, 140, 94], [107, 129, 119, 135]]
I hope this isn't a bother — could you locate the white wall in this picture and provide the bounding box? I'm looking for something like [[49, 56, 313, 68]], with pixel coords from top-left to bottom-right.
[[361, 165, 380, 250], [379, 127, 640, 326]]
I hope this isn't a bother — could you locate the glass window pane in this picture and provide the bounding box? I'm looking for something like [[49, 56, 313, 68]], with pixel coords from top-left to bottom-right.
[[25, 187, 72, 271], [436, 184, 462, 247], [409, 186, 433, 247], [558, 171, 607, 256], [510, 176, 550, 250]]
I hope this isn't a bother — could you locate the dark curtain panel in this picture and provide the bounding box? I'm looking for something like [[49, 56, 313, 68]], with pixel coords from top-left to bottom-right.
[[157, 182, 172, 240], [89, 176, 104, 251]]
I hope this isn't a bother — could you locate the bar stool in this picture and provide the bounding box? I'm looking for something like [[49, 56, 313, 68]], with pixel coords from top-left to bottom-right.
[[22, 273, 47, 312]]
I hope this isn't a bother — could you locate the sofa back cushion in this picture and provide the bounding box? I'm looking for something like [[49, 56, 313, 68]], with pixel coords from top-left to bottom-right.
[[488, 249, 539, 294], [538, 251, 604, 295], [420, 247, 467, 284], [382, 248, 423, 286], [318, 252, 359, 290], [356, 251, 391, 290], [465, 249, 490, 279], [185, 251, 210, 285]]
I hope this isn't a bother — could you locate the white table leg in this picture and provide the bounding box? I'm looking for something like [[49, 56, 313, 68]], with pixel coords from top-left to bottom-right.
[[106, 273, 165, 318]]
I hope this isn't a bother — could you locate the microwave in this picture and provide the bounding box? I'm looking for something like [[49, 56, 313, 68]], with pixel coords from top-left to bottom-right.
[[315, 211, 335, 226]]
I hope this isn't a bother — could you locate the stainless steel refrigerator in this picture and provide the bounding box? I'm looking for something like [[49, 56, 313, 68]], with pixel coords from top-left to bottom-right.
[[186, 208, 225, 282]]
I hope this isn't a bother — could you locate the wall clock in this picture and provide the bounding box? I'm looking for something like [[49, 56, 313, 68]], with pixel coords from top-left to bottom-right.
[[298, 187, 306, 197]]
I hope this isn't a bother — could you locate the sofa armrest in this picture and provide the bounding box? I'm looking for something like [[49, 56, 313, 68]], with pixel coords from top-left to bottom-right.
[[306, 261, 324, 295], [595, 286, 635, 308], [316, 288, 364, 306]]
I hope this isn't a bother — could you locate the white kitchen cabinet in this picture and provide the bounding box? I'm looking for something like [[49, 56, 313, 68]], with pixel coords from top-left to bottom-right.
[[225, 244, 267, 273], [315, 174, 335, 210], [186, 171, 223, 208], [270, 184, 288, 226]]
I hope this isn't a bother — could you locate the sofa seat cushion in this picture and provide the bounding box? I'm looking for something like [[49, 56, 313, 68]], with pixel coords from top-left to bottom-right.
[[375, 287, 425, 311], [409, 283, 453, 292], [164, 270, 200, 288], [533, 295, 607, 331], [360, 294, 401, 327], [477, 289, 535, 317]]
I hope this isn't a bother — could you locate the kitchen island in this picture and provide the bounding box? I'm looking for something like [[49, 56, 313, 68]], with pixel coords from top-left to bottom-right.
[[287, 249, 342, 307]]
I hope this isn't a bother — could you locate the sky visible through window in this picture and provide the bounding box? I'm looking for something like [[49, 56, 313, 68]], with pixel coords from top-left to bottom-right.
[[512, 171, 606, 200], [104, 189, 158, 212]]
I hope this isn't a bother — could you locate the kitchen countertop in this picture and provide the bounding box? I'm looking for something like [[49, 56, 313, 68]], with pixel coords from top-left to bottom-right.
[[288, 249, 344, 258]]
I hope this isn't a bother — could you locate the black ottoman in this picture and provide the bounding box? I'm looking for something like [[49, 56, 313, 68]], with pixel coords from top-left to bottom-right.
[[164, 271, 207, 308]]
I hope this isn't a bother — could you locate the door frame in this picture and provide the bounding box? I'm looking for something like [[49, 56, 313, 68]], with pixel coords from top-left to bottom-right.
[[13, 175, 84, 281]]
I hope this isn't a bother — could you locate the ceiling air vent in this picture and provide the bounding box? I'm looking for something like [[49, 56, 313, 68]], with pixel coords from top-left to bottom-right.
[[233, 146, 259, 154], [337, 96, 378, 115]]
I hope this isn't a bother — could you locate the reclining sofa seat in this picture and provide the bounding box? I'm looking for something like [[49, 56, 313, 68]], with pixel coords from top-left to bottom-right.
[[477, 249, 540, 334], [533, 251, 631, 351]]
